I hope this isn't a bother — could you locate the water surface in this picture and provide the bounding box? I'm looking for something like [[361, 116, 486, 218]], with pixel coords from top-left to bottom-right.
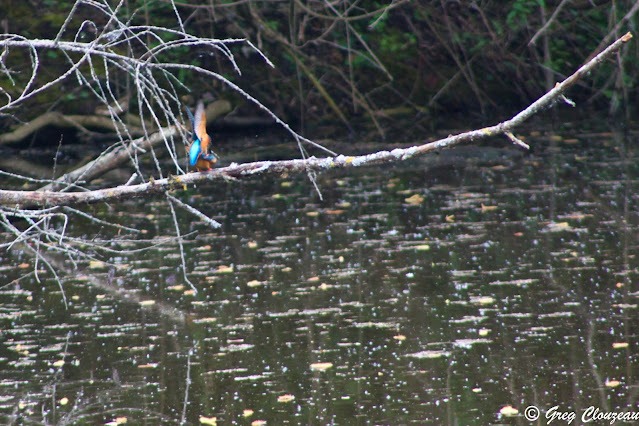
[[1, 124, 638, 424]]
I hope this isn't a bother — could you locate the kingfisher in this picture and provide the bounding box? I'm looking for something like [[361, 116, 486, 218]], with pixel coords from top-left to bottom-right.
[[185, 101, 218, 171]]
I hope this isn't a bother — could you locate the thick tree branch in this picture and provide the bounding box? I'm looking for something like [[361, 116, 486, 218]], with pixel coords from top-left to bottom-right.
[[0, 111, 148, 145], [0, 32, 632, 210]]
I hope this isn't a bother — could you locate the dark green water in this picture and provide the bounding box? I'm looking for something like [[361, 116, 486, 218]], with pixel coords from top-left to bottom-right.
[[1, 125, 639, 425]]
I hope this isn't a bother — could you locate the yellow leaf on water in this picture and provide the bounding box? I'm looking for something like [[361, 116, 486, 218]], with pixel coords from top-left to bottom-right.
[[277, 394, 295, 403], [605, 380, 621, 388], [393, 335, 406, 341], [216, 265, 234, 274], [59, 397, 69, 406], [138, 363, 159, 369], [243, 409, 254, 418], [247, 241, 258, 249], [445, 215, 455, 223], [52, 360, 65, 367], [405, 194, 424, 205], [499, 405, 518, 416], [612, 342, 629, 349], [139, 300, 156, 306], [472, 296, 494, 305], [199, 416, 217, 425], [310, 362, 333, 371], [481, 203, 497, 212], [547, 221, 571, 232], [167, 285, 185, 291]]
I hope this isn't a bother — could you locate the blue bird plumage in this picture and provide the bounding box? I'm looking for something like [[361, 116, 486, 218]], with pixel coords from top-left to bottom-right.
[[189, 138, 202, 166]]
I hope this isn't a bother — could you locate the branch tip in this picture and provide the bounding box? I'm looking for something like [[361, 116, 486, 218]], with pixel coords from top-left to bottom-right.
[[504, 132, 529, 150]]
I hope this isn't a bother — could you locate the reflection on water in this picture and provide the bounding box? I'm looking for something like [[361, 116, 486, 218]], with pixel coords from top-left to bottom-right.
[[1, 127, 639, 424]]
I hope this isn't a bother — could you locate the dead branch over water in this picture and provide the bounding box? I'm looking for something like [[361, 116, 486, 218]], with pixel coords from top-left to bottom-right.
[[0, 32, 632, 210]]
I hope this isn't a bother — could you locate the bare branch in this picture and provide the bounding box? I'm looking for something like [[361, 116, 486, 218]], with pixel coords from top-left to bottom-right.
[[1, 32, 631, 210]]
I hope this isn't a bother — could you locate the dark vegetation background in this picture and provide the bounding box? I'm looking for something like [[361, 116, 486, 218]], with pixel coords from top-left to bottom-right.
[[0, 0, 637, 142]]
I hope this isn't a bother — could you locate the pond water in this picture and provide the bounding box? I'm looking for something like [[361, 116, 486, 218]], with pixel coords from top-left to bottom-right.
[[1, 123, 639, 425]]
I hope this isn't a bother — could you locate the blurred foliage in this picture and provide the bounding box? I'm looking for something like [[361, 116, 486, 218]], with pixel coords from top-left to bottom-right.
[[0, 0, 637, 139]]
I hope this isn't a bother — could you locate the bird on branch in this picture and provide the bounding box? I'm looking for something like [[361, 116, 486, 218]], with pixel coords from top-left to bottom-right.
[[185, 101, 218, 171]]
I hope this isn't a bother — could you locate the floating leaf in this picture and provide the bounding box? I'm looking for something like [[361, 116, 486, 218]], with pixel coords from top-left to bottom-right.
[[247, 241, 258, 249], [199, 416, 217, 425], [481, 203, 497, 212], [471, 296, 494, 305], [605, 380, 620, 388], [139, 300, 156, 306], [445, 215, 455, 223], [546, 221, 571, 232], [310, 362, 333, 371], [247, 280, 265, 288], [106, 418, 128, 426], [414, 244, 430, 251], [52, 360, 65, 367], [216, 265, 234, 274], [243, 409, 254, 417], [277, 394, 295, 403], [59, 397, 69, 406], [405, 194, 424, 205], [167, 285, 185, 291], [393, 335, 406, 341], [499, 405, 518, 416], [612, 342, 629, 349]]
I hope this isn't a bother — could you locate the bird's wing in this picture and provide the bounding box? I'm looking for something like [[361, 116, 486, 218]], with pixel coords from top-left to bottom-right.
[[188, 139, 202, 166], [194, 101, 207, 142]]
